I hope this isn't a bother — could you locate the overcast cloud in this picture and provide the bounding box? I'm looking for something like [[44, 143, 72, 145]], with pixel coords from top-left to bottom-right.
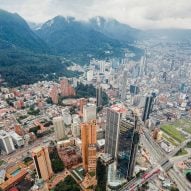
[[0, 0, 191, 29]]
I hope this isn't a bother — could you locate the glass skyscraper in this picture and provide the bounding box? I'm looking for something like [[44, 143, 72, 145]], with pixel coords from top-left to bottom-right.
[[117, 116, 139, 179]]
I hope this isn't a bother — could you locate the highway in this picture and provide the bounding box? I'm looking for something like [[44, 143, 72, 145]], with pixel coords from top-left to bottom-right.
[[120, 114, 191, 191]]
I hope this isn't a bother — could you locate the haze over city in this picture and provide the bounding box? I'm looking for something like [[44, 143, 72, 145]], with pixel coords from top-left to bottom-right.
[[1, 0, 191, 29]]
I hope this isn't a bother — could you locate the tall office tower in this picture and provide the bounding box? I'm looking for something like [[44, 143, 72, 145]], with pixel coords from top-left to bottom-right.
[[49, 85, 58, 104], [105, 105, 126, 159], [142, 95, 154, 122], [53, 116, 65, 141], [32, 146, 53, 181], [83, 103, 96, 122], [121, 70, 128, 101], [117, 115, 140, 179], [96, 86, 102, 107], [81, 120, 97, 172], [0, 130, 15, 154]]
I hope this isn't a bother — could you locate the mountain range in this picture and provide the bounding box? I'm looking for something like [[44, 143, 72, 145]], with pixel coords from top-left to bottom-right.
[[1, 9, 191, 86]]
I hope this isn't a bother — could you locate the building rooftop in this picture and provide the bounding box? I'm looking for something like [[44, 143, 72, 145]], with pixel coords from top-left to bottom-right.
[[0, 130, 9, 138], [9, 131, 22, 140], [32, 146, 43, 154], [110, 104, 126, 113]]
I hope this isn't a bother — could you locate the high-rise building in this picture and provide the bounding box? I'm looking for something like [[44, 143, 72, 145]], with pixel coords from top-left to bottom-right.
[[117, 116, 140, 179], [71, 114, 81, 137], [50, 85, 58, 104], [83, 104, 96, 122], [62, 111, 72, 126], [96, 86, 102, 108], [87, 70, 94, 81], [130, 85, 139, 95], [53, 116, 65, 141], [105, 105, 126, 158], [60, 79, 69, 97], [60, 79, 76, 97], [99, 61, 105, 73], [0, 130, 15, 154], [121, 70, 128, 101], [9, 131, 24, 147], [81, 120, 97, 172], [142, 95, 154, 122], [32, 146, 53, 181], [105, 108, 140, 183]]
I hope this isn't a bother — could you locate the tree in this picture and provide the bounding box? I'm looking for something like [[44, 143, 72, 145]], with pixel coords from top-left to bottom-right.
[[49, 147, 64, 173], [96, 158, 107, 191], [54, 176, 80, 191], [186, 172, 191, 182], [29, 126, 40, 135], [170, 186, 179, 191]]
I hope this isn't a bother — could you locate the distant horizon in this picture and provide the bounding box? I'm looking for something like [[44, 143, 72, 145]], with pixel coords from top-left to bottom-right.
[[2, 8, 191, 32], [1, 0, 191, 30]]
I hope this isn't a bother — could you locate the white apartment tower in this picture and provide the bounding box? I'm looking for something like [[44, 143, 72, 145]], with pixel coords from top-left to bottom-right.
[[53, 116, 65, 141], [0, 130, 15, 154], [83, 104, 96, 122]]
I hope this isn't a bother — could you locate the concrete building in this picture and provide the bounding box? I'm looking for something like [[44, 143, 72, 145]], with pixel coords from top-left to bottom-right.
[[71, 122, 80, 138], [57, 146, 82, 169], [60, 79, 76, 97], [32, 146, 53, 181], [0, 170, 6, 184], [81, 120, 97, 172], [71, 114, 81, 137], [9, 131, 24, 147], [53, 116, 65, 141], [96, 86, 103, 108], [83, 103, 96, 122], [105, 109, 140, 182], [62, 112, 72, 126], [105, 105, 126, 158], [121, 70, 128, 101], [142, 95, 155, 122], [79, 98, 87, 115], [0, 130, 15, 154], [49, 85, 58, 104], [117, 116, 140, 179], [99, 61, 105, 73], [87, 70, 94, 81]]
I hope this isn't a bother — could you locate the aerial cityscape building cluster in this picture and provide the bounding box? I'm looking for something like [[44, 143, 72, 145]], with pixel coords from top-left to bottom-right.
[[1, 4, 191, 191]]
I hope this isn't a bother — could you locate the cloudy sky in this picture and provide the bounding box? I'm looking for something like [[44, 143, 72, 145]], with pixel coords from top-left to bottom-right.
[[0, 0, 191, 29]]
